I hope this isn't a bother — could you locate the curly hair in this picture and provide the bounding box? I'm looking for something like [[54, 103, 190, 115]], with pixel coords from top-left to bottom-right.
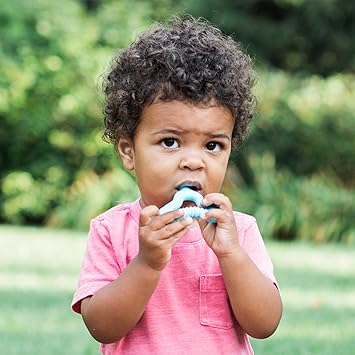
[[102, 15, 256, 148]]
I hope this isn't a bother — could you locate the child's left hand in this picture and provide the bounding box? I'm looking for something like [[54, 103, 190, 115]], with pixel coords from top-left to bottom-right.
[[198, 193, 241, 257]]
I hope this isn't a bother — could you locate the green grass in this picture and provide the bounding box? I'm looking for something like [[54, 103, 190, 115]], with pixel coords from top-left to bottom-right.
[[0, 225, 98, 355], [251, 241, 355, 354], [1, 225, 355, 354]]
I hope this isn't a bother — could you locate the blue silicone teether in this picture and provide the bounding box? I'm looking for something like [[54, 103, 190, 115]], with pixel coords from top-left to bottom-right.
[[159, 187, 216, 222]]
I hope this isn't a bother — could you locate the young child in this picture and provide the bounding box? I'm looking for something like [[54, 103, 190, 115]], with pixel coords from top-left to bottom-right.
[[72, 15, 282, 355]]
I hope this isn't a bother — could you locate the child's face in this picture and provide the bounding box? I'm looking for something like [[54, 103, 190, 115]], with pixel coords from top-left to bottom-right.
[[118, 100, 233, 208]]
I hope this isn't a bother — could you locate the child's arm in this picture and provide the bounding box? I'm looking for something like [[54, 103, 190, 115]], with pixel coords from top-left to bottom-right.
[[218, 248, 282, 338], [199, 193, 282, 339], [80, 206, 193, 344]]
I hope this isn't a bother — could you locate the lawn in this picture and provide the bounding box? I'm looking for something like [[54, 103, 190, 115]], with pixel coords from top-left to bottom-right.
[[1, 225, 354, 354]]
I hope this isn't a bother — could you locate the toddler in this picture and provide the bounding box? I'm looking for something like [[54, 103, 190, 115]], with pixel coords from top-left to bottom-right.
[[72, 15, 282, 355]]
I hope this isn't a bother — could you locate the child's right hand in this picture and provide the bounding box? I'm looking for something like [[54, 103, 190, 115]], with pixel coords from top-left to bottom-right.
[[137, 206, 193, 271]]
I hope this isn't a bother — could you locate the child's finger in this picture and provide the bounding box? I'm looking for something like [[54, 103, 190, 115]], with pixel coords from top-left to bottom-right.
[[203, 208, 233, 224], [201, 193, 232, 212], [167, 223, 193, 245], [152, 209, 186, 228], [139, 205, 160, 226], [140, 206, 184, 228], [160, 217, 193, 239]]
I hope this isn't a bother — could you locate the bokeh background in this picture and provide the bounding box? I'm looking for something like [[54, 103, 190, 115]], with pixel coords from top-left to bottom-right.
[[1, 0, 354, 354]]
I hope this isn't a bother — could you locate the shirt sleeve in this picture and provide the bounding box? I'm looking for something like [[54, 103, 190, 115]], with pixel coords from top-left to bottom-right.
[[238, 215, 278, 288], [71, 218, 121, 313]]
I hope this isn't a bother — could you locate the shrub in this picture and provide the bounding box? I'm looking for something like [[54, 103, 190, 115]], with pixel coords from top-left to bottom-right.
[[0, 0, 158, 227], [47, 169, 138, 230], [248, 70, 355, 186], [228, 154, 355, 244]]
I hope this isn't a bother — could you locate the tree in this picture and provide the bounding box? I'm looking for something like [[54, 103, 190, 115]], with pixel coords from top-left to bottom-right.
[[178, 0, 355, 75]]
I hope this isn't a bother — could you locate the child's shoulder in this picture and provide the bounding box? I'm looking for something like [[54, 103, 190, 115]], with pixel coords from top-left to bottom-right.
[[92, 200, 140, 226], [232, 210, 257, 229], [94, 203, 130, 220]]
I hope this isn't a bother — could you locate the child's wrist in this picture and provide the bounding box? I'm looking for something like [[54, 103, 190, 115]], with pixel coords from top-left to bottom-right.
[[135, 254, 164, 275], [217, 246, 246, 265]]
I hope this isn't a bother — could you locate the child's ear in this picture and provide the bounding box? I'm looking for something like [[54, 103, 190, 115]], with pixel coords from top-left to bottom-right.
[[117, 138, 135, 171]]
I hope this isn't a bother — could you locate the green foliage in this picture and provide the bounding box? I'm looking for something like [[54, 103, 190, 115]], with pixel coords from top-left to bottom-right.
[[177, 0, 355, 75], [247, 70, 355, 185], [230, 69, 355, 244], [1, 171, 62, 224], [48, 169, 138, 230], [0, 0, 106, 224], [229, 154, 355, 243], [0, 0, 157, 226], [0, 0, 354, 242]]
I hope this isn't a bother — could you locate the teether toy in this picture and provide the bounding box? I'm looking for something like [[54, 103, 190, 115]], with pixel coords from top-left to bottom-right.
[[159, 187, 216, 222]]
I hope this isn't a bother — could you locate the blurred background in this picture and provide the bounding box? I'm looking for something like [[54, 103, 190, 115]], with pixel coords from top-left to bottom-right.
[[0, 0, 354, 354]]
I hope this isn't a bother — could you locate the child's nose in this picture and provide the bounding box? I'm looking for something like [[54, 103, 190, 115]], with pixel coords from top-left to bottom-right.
[[179, 150, 205, 170]]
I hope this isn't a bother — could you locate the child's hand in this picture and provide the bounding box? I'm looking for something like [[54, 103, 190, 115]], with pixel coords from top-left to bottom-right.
[[198, 193, 240, 257], [137, 206, 193, 271]]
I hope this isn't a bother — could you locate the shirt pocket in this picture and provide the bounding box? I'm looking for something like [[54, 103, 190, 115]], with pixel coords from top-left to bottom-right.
[[199, 274, 234, 329]]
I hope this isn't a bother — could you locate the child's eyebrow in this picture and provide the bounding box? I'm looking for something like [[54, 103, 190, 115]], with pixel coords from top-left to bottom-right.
[[153, 129, 230, 141], [153, 128, 184, 135], [209, 133, 231, 141]]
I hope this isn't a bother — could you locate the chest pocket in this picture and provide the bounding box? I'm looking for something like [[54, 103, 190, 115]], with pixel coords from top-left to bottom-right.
[[199, 274, 234, 329]]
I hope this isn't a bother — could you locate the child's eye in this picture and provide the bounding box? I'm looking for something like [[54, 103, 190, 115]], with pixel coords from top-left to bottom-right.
[[205, 141, 222, 152], [161, 138, 179, 149]]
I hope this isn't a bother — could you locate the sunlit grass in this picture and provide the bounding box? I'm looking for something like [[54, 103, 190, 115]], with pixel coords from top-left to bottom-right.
[[1, 225, 355, 354], [0, 225, 98, 355], [252, 241, 355, 354]]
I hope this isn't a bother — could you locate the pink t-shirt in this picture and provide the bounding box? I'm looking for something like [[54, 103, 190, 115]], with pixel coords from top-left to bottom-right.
[[72, 199, 277, 355]]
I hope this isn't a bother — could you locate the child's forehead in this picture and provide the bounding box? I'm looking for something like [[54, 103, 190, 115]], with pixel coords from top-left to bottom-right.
[[138, 100, 234, 134], [143, 99, 230, 117]]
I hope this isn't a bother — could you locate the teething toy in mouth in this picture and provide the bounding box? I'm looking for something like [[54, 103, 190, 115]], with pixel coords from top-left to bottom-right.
[[159, 187, 216, 222]]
